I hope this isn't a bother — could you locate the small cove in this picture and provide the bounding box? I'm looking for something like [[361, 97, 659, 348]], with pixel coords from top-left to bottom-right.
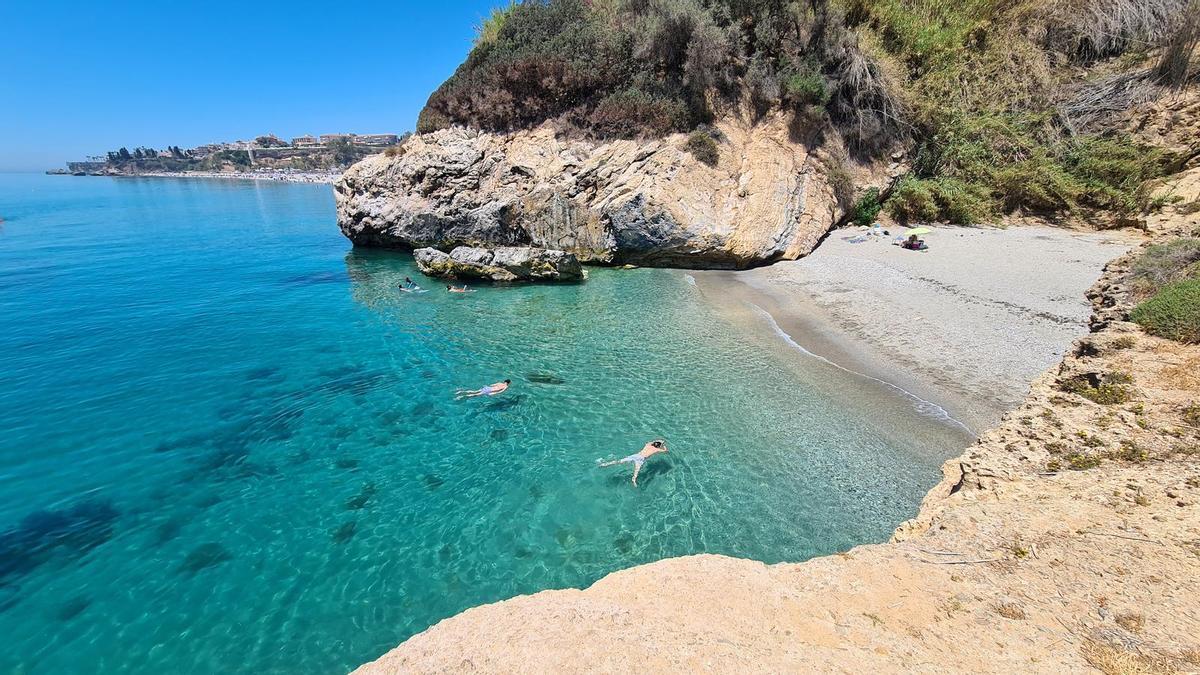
[[0, 174, 970, 673]]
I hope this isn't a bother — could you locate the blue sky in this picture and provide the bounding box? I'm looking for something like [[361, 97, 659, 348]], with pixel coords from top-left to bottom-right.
[[0, 1, 500, 171]]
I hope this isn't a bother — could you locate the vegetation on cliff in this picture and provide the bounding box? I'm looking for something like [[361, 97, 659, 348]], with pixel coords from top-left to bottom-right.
[[419, 0, 1198, 224], [1131, 236, 1200, 343]]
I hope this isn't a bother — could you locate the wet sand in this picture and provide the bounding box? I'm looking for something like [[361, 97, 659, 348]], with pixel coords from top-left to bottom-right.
[[694, 225, 1138, 434]]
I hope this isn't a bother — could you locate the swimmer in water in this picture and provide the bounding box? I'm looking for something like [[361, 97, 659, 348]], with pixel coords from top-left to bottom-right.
[[455, 379, 511, 399], [598, 440, 668, 487], [447, 284, 474, 293]]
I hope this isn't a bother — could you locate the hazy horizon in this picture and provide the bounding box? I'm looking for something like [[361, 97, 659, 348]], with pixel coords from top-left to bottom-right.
[[0, 1, 499, 172]]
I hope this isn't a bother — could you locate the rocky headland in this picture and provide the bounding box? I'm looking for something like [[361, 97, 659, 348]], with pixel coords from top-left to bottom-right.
[[334, 115, 841, 269]]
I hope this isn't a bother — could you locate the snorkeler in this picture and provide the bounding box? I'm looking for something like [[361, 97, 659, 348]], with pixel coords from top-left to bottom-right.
[[447, 284, 474, 293], [455, 379, 511, 399], [399, 276, 422, 292], [598, 439, 668, 487]]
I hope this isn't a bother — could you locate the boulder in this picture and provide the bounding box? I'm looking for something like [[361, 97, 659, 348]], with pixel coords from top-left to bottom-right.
[[334, 114, 842, 269], [414, 246, 584, 282]]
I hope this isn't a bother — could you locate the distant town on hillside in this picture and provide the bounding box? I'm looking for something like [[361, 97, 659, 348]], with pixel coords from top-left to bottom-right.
[[57, 132, 412, 176]]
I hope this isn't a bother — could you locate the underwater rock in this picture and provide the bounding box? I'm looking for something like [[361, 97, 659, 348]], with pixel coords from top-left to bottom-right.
[[0, 498, 119, 586], [55, 595, 92, 621], [525, 371, 566, 385], [178, 542, 232, 576], [153, 515, 187, 546], [345, 482, 378, 510], [331, 521, 357, 544]]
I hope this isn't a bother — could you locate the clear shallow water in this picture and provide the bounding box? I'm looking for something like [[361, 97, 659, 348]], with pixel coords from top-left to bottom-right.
[[0, 174, 969, 673]]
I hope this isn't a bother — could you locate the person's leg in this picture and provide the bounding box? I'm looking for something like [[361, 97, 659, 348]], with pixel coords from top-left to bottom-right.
[[599, 455, 636, 469], [631, 459, 643, 487]]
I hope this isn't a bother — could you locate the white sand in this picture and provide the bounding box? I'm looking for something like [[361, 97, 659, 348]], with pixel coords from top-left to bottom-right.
[[698, 225, 1138, 432]]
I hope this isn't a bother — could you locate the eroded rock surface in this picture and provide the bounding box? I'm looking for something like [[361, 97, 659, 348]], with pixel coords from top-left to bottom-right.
[[334, 115, 840, 269], [414, 246, 584, 282]]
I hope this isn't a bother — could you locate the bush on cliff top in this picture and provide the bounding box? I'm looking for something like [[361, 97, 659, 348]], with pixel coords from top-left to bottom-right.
[[1131, 278, 1200, 343]]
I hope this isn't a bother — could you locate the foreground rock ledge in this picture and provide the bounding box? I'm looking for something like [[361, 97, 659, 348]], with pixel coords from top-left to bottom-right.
[[414, 246, 584, 282], [334, 115, 839, 269], [354, 200, 1200, 673]]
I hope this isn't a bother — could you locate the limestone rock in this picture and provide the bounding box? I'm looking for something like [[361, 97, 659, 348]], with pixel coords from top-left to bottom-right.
[[414, 246, 583, 282], [335, 115, 841, 269]]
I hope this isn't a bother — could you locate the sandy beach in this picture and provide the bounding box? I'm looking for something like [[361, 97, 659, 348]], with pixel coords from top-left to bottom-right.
[[695, 224, 1139, 433]]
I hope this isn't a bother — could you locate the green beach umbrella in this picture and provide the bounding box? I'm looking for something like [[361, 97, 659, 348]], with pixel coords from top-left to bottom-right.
[[904, 227, 932, 236]]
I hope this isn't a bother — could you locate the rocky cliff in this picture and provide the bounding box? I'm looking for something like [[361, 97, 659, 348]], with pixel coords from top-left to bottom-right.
[[334, 115, 842, 269]]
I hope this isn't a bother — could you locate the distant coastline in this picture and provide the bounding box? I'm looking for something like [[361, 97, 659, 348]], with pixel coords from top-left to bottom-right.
[[50, 131, 408, 183], [50, 169, 338, 185]]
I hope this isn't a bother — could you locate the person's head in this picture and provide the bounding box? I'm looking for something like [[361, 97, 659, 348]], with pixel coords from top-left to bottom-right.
[[908, 234, 918, 241], [503, 379, 511, 385], [446, 285, 452, 290], [650, 439, 667, 451], [405, 277, 412, 283]]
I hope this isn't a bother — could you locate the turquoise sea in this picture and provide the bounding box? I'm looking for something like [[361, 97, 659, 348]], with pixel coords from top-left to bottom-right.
[[0, 174, 969, 673]]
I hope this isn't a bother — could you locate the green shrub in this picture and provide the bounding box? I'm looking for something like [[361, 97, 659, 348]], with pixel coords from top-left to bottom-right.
[[1114, 440, 1148, 463], [886, 176, 993, 224], [887, 177, 938, 223], [1064, 138, 1170, 212], [1066, 452, 1102, 470], [1062, 377, 1133, 405], [990, 151, 1082, 212], [589, 88, 691, 137], [1184, 403, 1200, 427], [684, 130, 719, 166], [783, 67, 831, 107], [852, 187, 883, 226], [1131, 278, 1200, 343], [475, 1, 518, 46], [1129, 238, 1200, 296]]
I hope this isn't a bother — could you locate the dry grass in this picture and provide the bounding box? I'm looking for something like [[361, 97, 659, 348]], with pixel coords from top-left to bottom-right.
[[1045, 0, 1191, 60], [1156, 0, 1200, 88], [1081, 640, 1178, 675], [1161, 357, 1200, 391]]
